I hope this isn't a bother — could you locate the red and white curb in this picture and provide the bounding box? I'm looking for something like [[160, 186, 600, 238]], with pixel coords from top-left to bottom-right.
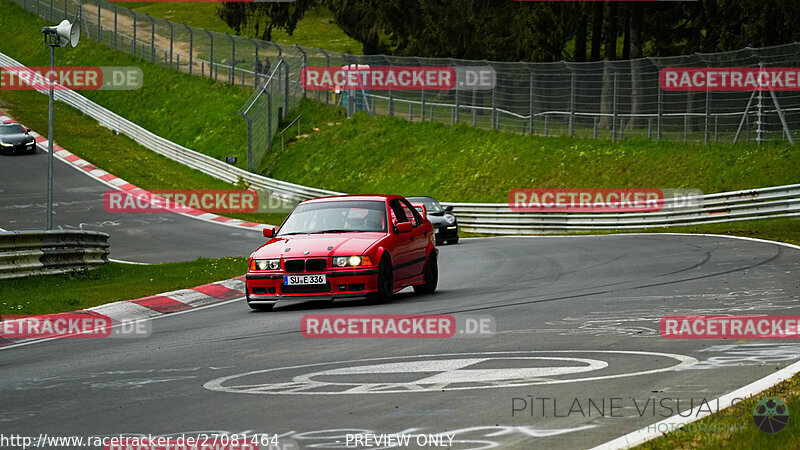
[[0, 275, 245, 348], [0, 114, 272, 232]]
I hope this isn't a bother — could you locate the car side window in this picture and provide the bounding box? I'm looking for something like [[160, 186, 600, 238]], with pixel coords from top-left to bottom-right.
[[399, 200, 420, 227], [389, 200, 409, 224]]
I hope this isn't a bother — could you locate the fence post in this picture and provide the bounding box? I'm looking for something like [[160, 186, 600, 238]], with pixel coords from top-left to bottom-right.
[[187, 25, 193, 75], [267, 94, 273, 149], [132, 13, 136, 56], [545, 114, 549, 137], [145, 14, 154, 62], [49, 0, 52, 21], [421, 89, 426, 121], [227, 34, 235, 85], [409, 104, 413, 121], [529, 68, 535, 135], [97, 2, 101, 41], [568, 64, 575, 136], [594, 117, 599, 138], [320, 49, 330, 103], [113, 5, 117, 49], [472, 89, 477, 127], [612, 72, 618, 141], [704, 85, 710, 145], [283, 60, 289, 118], [205, 30, 214, 81], [249, 38, 258, 88], [167, 20, 173, 69], [652, 59, 663, 140], [491, 82, 496, 130], [64, 0, 67, 20]]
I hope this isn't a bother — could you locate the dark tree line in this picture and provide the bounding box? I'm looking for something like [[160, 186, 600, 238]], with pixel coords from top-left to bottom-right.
[[218, 0, 800, 61]]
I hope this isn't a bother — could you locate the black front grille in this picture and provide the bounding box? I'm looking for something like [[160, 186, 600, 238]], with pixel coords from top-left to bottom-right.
[[305, 258, 326, 271], [282, 282, 331, 294], [284, 259, 305, 273]]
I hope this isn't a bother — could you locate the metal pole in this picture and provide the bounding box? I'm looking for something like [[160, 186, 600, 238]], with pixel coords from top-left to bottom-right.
[[421, 89, 425, 121], [267, 94, 273, 149], [569, 68, 575, 136], [769, 89, 795, 145], [64, 0, 67, 20], [472, 89, 477, 127], [228, 34, 235, 85], [97, 2, 100, 41], [249, 38, 258, 88], [283, 60, 289, 117], [132, 13, 136, 56], [147, 14, 154, 63], [612, 73, 618, 141], [529, 69, 534, 135], [320, 49, 330, 104], [491, 85, 496, 129], [168, 20, 173, 69], [245, 116, 252, 172], [704, 86, 710, 145], [49, 0, 52, 21], [114, 5, 117, 49], [187, 25, 193, 75], [594, 116, 598, 139], [47, 45, 54, 230]]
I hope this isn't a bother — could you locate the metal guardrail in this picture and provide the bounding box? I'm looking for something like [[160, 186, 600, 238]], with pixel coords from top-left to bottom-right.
[[449, 185, 800, 234], [1, 50, 796, 235], [0, 230, 110, 279]]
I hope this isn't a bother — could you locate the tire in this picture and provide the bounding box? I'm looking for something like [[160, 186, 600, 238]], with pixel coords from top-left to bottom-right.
[[248, 302, 274, 311], [375, 254, 394, 303], [447, 237, 459, 245], [414, 251, 438, 295]]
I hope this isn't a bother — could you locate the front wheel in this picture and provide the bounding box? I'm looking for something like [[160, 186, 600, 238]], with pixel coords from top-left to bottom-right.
[[375, 254, 394, 303], [414, 251, 438, 295]]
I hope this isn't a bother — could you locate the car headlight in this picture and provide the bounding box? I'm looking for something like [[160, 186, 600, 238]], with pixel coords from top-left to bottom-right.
[[251, 259, 280, 270], [0, 141, 12, 147], [333, 255, 373, 267], [443, 213, 456, 225], [27, 140, 35, 146]]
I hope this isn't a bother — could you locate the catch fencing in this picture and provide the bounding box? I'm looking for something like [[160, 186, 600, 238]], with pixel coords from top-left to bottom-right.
[[0, 230, 109, 279], [3, 44, 796, 235], [10, 0, 800, 173]]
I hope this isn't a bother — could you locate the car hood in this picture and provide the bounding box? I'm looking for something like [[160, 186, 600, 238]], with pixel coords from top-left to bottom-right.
[[0, 134, 32, 145], [252, 233, 385, 259]]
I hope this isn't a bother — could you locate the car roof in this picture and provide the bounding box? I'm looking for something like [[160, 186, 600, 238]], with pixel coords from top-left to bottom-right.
[[301, 194, 400, 204], [407, 196, 436, 201]]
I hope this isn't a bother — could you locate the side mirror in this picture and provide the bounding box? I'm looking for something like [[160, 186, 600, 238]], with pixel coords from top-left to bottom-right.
[[263, 227, 276, 238], [444, 205, 454, 212], [25, 128, 31, 133], [396, 222, 413, 233]]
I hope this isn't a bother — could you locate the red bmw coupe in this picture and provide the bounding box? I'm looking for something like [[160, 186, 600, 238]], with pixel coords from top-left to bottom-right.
[[246, 195, 438, 310]]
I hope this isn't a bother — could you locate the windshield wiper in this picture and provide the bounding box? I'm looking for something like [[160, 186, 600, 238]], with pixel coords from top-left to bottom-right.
[[313, 229, 363, 234]]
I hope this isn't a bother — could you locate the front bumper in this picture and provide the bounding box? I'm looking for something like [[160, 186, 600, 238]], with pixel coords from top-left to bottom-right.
[[246, 268, 379, 304], [434, 224, 458, 241], [0, 142, 35, 153]]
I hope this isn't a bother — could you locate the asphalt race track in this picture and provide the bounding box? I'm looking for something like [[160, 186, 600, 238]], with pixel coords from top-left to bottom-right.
[[2, 232, 799, 449], [0, 150, 264, 263]]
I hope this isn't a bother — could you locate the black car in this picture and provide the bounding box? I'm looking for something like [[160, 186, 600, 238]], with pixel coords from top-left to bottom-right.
[[408, 196, 459, 245], [0, 124, 36, 154]]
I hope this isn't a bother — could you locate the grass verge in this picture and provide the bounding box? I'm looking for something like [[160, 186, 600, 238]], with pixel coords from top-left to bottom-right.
[[0, 257, 246, 315], [635, 373, 800, 449], [122, 4, 362, 54]]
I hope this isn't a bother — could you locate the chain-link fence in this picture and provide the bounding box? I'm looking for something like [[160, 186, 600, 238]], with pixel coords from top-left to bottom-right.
[[13, 0, 800, 173]]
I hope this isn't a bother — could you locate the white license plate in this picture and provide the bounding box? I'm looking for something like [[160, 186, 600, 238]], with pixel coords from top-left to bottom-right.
[[283, 274, 326, 285]]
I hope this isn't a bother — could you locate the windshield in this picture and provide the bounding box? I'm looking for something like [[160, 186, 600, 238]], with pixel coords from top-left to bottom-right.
[[278, 200, 387, 236], [409, 197, 443, 213], [0, 124, 25, 135]]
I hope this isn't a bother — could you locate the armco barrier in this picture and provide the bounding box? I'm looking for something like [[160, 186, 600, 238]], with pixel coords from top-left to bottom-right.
[[1, 50, 796, 235], [0, 230, 110, 279]]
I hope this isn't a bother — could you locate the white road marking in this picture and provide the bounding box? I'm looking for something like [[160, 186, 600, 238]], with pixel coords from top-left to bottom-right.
[[204, 351, 697, 395]]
